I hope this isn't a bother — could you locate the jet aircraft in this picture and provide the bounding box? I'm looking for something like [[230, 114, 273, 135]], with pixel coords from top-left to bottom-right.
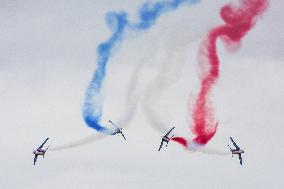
[[158, 127, 175, 151], [228, 137, 244, 165], [33, 138, 50, 165], [109, 120, 126, 140]]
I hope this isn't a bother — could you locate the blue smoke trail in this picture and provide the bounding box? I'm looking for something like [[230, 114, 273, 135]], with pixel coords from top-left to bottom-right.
[[83, 0, 200, 135]]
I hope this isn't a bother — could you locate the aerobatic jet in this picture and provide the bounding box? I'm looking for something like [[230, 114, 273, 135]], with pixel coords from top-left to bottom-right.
[[109, 120, 126, 140], [228, 137, 244, 165], [33, 138, 50, 165], [158, 127, 175, 151]]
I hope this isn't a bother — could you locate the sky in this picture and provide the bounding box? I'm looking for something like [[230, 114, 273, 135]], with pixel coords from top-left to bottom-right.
[[0, 0, 284, 188]]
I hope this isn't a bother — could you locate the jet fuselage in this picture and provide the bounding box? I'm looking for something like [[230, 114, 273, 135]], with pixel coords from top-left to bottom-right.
[[232, 149, 244, 154], [162, 136, 170, 143], [33, 150, 45, 155]]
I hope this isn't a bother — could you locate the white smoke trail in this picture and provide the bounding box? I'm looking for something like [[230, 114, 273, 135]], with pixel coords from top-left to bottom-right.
[[140, 0, 220, 135], [142, 29, 199, 134], [51, 2, 214, 151], [187, 139, 230, 156], [50, 134, 105, 151], [50, 66, 142, 151], [197, 148, 230, 156], [50, 40, 159, 151], [140, 23, 230, 156]]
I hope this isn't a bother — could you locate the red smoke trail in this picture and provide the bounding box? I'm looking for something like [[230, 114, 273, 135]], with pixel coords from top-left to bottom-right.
[[172, 137, 188, 147], [173, 0, 269, 149]]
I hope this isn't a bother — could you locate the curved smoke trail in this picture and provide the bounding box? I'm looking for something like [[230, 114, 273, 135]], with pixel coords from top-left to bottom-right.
[[172, 0, 269, 150], [50, 134, 105, 151], [115, 41, 159, 126], [51, 43, 158, 151], [142, 36, 194, 134], [83, 11, 128, 135], [83, 0, 201, 135], [51, 0, 200, 151]]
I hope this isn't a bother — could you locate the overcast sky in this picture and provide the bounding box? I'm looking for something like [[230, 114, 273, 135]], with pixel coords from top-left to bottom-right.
[[0, 0, 283, 188]]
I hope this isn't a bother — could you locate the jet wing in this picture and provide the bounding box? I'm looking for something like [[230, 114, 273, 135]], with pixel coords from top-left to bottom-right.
[[164, 127, 175, 137], [109, 120, 119, 129], [238, 153, 243, 165], [158, 141, 164, 151], [230, 137, 240, 150], [34, 154, 38, 165], [120, 132, 126, 140], [37, 138, 49, 150]]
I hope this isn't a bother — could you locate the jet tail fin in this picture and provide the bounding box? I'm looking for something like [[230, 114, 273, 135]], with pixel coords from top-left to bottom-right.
[[44, 145, 50, 158], [228, 145, 233, 157]]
